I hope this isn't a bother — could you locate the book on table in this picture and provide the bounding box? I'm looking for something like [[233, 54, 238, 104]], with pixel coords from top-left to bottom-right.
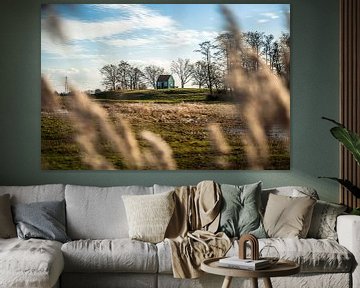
[[218, 257, 271, 270]]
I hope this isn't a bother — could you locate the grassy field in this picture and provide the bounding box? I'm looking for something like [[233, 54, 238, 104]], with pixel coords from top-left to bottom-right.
[[41, 88, 290, 170]]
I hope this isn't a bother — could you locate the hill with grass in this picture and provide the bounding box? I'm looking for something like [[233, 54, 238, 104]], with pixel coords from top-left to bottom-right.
[[93, 88, 211, 103]]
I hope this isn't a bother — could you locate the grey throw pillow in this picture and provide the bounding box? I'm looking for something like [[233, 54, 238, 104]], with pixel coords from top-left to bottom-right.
[[12, 200, 70, 243], [0, 194, 16, 238], [218, 182, 266, 238], [307, 200, 347, 240]]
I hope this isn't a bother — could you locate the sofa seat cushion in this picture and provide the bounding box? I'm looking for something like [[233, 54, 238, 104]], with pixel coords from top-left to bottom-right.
[[62, 239, 158, 273], [157, 238, 353, 274], [0, 238, 64, 288], [231, 238, 354, 273]]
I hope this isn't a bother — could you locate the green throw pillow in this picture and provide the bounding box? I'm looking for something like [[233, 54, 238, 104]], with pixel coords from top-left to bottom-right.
[[218, 182, 266, 238]]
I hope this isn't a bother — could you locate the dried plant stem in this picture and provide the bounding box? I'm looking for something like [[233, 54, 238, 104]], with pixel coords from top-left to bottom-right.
[[41, 77, 60, 112], [70, 89, 144, 169], [221, 5, 290, 169], [141, 131, 177, 170], [208, 123, 231, 168]]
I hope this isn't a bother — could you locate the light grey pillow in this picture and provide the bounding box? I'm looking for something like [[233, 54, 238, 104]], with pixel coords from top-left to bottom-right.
[[12, 200, 70, 243], [307, 200, 347, 240], [0, 194, 16, 238], [263, 193, 316, 238], [218, 182, 266, 238]]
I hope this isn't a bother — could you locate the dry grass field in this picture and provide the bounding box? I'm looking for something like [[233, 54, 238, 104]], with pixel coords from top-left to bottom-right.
[[41, 94, 290, 170]]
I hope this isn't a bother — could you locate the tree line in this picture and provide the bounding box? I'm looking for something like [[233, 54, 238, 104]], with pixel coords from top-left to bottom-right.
[[100, 31, 290, 93]]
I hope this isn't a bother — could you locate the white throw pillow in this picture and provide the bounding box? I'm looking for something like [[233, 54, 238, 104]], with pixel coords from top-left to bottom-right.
[[122, 191, 175, 243]]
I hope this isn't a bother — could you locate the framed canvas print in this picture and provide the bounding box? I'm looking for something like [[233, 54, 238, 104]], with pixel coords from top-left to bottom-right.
[[41, 4, 290, 170]]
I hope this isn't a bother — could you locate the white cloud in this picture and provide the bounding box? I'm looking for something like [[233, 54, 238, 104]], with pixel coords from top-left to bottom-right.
[[43, 67, 103, 92], [106, 37, 154, 48], [48, 4, 175, 42], [258, 19, 270, 23], [260, 12, 280, 19]]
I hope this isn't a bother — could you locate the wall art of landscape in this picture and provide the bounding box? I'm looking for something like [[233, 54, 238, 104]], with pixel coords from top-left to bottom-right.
[[41, 4, 290, 170]]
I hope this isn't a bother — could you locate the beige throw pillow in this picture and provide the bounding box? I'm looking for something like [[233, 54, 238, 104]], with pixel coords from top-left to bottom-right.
[[122, 191, 175, 243], [263, 193, 316, 238], [0, 194, 17, 238]]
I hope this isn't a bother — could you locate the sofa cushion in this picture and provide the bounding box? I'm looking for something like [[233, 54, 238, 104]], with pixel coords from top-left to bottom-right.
[[0, 238, 64, 288], [122, 191, 175, 243], [158, 237, 353, 274], [61, 239, 158, 273], [0, 184, 65, 204], [307, 200, 347, 240], [12, 200, 70, 243], [261, 186, 319, 213], [0, 194, 16, 238], [263, 194, 316, 238], [218, 182, 266, 238], [65, 185, 153, 239]]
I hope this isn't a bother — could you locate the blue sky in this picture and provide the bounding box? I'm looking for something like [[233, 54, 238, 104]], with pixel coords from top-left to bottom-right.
[[41, 4, 290, 92]]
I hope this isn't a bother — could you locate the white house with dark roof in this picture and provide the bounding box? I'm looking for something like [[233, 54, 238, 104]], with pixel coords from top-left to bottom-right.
[[156, 75, 175, 89]]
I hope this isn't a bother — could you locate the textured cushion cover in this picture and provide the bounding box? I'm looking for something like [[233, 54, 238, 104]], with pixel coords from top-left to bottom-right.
[[227, 238, 354, 273], [0, 194, 16, 238], [307, 200, 347, 240], [62, 239, 158, 273], [65, 185, 153, 239], [263, 193, 316, 238], [122, 191, 175, 243], [218, 182, 266, 238], [0, 238, 64, 288], [158, 237, 353, 274], [12, 200, 70, 243]]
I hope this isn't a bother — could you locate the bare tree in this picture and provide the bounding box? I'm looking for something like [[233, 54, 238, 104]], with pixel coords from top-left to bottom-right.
[[191, 61, 207, 88], [143, 65, 165, 89], [244, 31, 264, 70], [100, 64, 118, 91], [279, 33, 290, 86], [195, 41, 217, 95], [129, 67, 145, 90], [262, 34, 274, 65], [170, 58, 193, 88], [215, 33, 235, 75], [117, 61, 132, 90]]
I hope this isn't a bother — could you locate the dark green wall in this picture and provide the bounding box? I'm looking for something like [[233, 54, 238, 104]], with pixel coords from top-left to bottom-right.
[[0, 0, 340, 202]]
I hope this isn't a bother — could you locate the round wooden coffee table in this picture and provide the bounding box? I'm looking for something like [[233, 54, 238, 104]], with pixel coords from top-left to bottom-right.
[[201, 257, 300, 288]]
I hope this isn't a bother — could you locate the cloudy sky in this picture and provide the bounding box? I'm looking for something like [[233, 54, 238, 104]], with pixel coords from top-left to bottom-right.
[[41, 4, 290, 92]]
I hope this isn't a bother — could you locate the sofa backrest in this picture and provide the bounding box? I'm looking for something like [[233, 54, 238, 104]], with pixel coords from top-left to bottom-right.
[[0, 184, 65, 204], [65, 184, 153, 240]]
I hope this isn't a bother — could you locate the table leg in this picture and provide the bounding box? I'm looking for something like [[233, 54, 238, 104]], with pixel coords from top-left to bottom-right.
[[251, 278, 258, 288], [221, 276, 233, 288], [263, 277, 273, 288]]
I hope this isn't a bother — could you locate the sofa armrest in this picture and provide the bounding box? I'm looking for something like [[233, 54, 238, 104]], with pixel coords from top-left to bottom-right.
[[337, 215, 360, 288]]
